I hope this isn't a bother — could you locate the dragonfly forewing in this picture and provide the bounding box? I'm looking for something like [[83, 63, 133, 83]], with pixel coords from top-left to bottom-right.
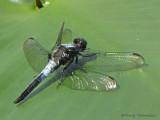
[[61, 69, 117, 91], [23, 38, 50, 73], [51, 22, 72, 51], [81, 49, 145, 72]]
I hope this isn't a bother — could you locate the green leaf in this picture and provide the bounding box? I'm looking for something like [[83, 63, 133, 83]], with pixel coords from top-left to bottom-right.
[[0, 0, 159, 120]]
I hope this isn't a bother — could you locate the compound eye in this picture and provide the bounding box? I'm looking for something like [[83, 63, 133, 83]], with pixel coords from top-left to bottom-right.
[[74, 40, 77, 44], [74, 39, 79, 44]]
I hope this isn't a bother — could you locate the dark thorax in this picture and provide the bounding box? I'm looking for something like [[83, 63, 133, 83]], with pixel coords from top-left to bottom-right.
[[49, 38, 87, 72], [52, 44, 78, 66]]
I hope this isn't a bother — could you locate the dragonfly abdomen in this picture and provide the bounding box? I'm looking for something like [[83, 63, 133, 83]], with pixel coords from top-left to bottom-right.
[[41, 60, 57, 78], [14, 78, 41, 104], [14, 61, 57, 104]]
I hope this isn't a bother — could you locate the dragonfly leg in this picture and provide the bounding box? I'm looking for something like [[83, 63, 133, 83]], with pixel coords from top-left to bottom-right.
[[57, 58, 74, 88], [75, 55, 78, 64], [78, 53, 97, 57]]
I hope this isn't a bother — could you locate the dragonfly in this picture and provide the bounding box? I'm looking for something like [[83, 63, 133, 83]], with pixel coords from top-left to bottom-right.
[[14, 22, 145, 104]]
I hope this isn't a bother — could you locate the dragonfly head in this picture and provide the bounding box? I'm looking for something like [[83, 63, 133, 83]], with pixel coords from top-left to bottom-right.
[[73, 38, 87, 52]]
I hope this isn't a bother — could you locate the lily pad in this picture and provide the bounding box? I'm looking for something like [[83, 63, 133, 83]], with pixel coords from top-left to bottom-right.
[[0, 0, 159, 120]]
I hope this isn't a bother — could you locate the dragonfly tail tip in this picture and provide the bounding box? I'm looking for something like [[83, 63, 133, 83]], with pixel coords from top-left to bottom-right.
[[13, 98, 21, 104]]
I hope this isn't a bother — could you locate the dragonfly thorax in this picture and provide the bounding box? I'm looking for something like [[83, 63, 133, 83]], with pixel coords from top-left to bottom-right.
[[52, 45, 78, 66]]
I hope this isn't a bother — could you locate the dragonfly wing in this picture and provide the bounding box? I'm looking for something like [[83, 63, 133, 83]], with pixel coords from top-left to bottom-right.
[[62, 69, 117, 91], [23, 38, 50, 73], [61, 29, 72, 44], [51, 22, 72, 51], [79, 49, 145, 72], [51, 22, 64, 51]]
